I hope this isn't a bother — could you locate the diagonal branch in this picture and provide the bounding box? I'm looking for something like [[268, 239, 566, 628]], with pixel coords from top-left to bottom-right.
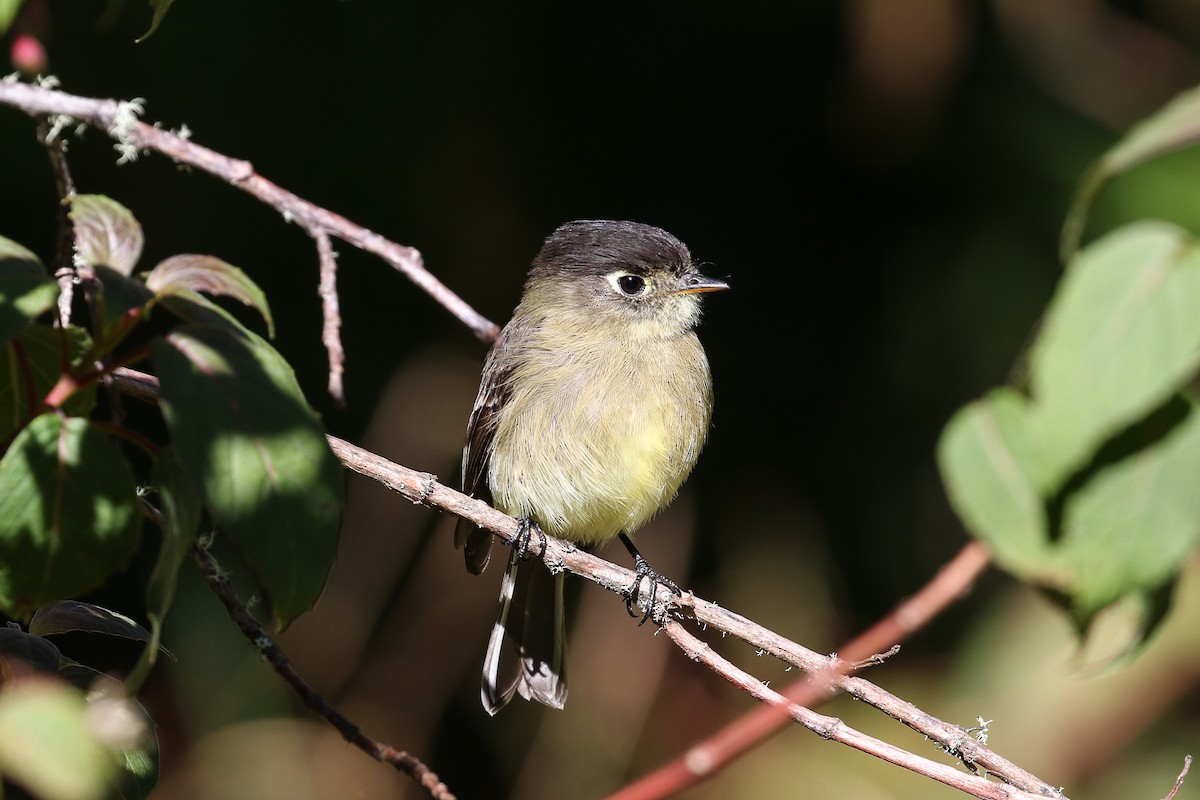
[[662, 620, 1052, 800], [189, 543, 455, 800], [0, 79, 500, 344], [609, 541, 993, 799], [111, 365, 1068, 800]]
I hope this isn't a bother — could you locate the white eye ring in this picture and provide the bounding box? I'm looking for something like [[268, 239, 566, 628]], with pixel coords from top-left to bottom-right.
[[608, 271, 648, 297]]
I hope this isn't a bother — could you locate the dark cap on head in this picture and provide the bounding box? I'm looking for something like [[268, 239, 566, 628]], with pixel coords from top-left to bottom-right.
[[530, 220, 692, 280]]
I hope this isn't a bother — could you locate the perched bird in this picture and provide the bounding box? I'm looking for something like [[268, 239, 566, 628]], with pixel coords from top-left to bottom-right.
[[456, 219, 728, 714]]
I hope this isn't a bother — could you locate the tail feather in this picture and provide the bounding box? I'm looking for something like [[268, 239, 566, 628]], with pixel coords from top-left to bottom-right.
[[481, 551, 567, 715]]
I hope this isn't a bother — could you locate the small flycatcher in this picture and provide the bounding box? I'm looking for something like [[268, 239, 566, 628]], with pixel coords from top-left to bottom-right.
[[456, 219, 728, 714]]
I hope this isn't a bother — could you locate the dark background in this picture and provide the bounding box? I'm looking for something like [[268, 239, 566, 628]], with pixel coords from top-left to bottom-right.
[[5, 1, 1200, 798]]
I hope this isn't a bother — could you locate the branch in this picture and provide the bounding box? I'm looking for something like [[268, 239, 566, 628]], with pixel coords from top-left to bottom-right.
[[34, 113, 76, 324], [609, 541, 992, 799], [1162, 755, 1192, 800], [0, 79, 1089, 799], [189, 543, 455, 800], [110, 366, 1068, 800], [0, 79, 500, 344], [314, 230, 345, 406], [662, 620, 1051, 800]]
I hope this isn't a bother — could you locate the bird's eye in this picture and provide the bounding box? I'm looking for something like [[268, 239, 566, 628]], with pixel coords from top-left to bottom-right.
[[617, 274, 646, 296]]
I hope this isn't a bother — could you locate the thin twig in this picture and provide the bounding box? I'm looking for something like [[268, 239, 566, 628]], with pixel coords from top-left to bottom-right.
[[663, 620, 1054, 800], [108, 367, 1065, 799], [189, 543, 455, 800], [607, 541, 992, 799], [314, 230, 345, 406], [0, 80, 500, 344], [1162, 755, 1192, 800], [34, 116, 77, 324]]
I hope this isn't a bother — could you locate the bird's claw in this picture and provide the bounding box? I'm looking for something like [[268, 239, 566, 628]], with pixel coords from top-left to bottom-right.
[[514, 518, 548, 560], [624, 552, 682, 626]]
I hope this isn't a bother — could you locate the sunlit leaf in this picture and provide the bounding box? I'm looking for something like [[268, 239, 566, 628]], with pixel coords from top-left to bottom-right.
[[146, 255, 274, 337], [0, 0, 24, 35], [0, 415, 142, 620], [1030, 222, 1200, 490], [0, 237, 56, 344], [0, 325, 96, 442], [1056, 398, 1200, 625], [1064, 85, 1200, 259], [937, 387, 1061, 583], [152, 325, 343, 629], [0, 679, 115, 800], [69, 195, 144, 276]]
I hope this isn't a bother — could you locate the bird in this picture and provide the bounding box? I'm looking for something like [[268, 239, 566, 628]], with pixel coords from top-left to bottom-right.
[[455, 219, 728, 714]]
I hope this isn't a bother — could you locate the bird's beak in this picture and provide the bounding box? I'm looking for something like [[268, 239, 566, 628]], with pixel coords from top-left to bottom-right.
[[672, 274, 730, 295]]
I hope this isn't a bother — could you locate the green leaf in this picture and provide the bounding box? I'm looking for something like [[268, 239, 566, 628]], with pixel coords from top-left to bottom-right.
[[127, 448, 198, 692], [1056, 397, 1200, 624], [1102, 85, 1200, 175], [1029, 222, 1200, 489], [29, 601, 153, 645], [94, 265, 154, 342], [0, 0, 24, 35], [69, 195, 144, 276], [146, 255, 275, 337], [1063, 85, 1200, 259], [136, 0, 175, 42], [158, 290, 260, 339], [0, 415, 142, 620], [937, 387, 1063, 584], [0, 325, 96, 442], [152, 325, 343, 628], [0, 679, 115, 800], [0, 237, 57, 344]]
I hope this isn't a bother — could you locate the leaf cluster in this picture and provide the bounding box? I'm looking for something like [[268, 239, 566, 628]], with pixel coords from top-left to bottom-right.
[[0, 195, 346, 798], [938, 93, 1200, 656]]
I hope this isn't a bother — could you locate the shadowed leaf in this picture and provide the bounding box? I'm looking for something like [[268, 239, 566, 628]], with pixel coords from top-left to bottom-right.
[[0, 627, 62, 673], [127, 449, 198, 691], [136, 0, 175, 42], [152, 325, 343, 629], [0, 325, 96, 442], [29, 601, 153, 645]]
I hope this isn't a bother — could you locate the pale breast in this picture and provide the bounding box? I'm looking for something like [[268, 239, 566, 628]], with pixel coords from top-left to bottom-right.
[[487, 332, 712, 546]]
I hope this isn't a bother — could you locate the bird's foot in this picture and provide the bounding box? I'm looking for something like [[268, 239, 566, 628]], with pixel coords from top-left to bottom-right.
[[624, 551, 682, 626], [514, 517, 548, 560]]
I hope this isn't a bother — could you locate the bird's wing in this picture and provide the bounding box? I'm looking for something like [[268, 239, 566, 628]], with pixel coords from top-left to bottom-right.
[[456, 326, 515, 574]]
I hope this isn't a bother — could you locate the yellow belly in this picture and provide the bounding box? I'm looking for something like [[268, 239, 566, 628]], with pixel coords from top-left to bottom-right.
[[487, 336, 711, 546]]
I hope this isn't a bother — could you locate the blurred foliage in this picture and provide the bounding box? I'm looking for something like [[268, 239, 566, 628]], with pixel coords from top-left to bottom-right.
[[3, 1, 1200, 799], [0, 607, 161, 799]]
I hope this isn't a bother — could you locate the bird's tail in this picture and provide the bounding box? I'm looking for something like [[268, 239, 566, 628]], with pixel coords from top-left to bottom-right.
[[481, 550, 568, 714]]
